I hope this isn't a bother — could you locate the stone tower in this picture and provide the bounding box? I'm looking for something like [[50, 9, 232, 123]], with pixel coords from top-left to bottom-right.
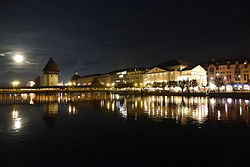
[[43, 57, 60, 86]]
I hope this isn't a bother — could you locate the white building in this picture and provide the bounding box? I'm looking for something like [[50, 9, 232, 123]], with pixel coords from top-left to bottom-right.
[[143, 60, 207, 87]]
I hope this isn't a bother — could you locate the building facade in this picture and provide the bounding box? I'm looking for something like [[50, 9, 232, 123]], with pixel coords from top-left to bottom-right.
[[143, 60, 207, 88], [203, 57, 250, 90], [109, 67, 148, 87], [75, 74, 110, 86], [43, 58, 60, 86]]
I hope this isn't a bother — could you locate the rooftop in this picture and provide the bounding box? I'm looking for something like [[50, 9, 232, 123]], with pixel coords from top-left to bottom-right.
[[200, 56, 250, 67], [156, 60, 188, 71], [43, 58, 60, 73]]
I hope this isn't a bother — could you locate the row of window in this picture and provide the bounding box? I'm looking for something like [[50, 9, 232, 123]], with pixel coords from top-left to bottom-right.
[[209, 64, 248, 72]]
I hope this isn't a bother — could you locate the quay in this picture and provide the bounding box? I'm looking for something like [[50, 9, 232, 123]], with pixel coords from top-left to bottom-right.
[[1, 86, 250, 98]]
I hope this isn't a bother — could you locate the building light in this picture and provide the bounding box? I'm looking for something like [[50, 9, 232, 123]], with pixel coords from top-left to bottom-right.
[[27, 81, 36, 87], [209, 82, 216, 90], [65, 82, 72, 86], [12, 81, 20, 87]]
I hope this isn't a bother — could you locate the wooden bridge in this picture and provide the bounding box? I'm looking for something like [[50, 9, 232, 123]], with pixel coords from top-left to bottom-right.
[[0, 86, 113, 94]]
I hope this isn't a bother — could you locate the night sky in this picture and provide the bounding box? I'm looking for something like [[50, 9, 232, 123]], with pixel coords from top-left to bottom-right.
[[0, 0, 249, 84]]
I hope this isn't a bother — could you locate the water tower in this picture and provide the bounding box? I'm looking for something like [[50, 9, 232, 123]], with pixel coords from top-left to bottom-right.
[[43, 58, 60, 86]]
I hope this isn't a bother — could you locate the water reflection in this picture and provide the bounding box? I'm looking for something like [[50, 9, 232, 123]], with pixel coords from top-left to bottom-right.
[[12, 107, 21, 130], [69, 104, 78, 115], [43, 103, 59, 129], [0, 93, 250, 127], [103, 96, 209, 124], [100, 95, 250, 125]]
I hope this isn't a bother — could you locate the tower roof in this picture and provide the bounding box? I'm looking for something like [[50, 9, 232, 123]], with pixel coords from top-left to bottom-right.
[[71, 71, 80, 80], [43, 58, 59, 74]]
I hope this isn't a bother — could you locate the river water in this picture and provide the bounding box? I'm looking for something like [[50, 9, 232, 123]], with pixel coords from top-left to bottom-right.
[[0, 93, 250, 167]]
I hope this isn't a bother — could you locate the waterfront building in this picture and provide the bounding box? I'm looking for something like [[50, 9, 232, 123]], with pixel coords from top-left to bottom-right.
[[75, 73, 110, 86], [43, 58, 60, 86], [109, 67, 148, 87], [202, 57, 250, 91], [143, 60, 207, 89], [71, 71, 80, 86]]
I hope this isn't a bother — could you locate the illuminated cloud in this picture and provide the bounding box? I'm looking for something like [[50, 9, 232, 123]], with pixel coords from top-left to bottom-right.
[[25, 60, 38, 65], [0, 51, 13, 56]]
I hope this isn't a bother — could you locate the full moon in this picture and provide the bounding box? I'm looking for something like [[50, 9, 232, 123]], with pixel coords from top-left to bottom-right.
[[13, 55, 24, 63]]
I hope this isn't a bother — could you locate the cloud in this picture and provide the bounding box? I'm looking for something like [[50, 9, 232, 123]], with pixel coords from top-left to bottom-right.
[[5, 52, 13, 55], [0, 51, 13, 56], [25, 60, 38, 65]]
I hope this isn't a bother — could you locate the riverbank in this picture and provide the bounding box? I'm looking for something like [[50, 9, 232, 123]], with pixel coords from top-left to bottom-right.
[[117, 91, 250, 98], [0, 87, 250, 98]]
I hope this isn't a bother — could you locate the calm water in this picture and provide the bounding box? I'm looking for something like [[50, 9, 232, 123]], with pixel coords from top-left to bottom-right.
[[1, 93, 250, 167]]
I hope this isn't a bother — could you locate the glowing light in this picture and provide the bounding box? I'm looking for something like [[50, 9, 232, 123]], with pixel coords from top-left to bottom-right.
[[210, 98, 216, 105], [227, 98, 232, 104], [14, 118, 21, 129], [12, 110, 21, 130], [65, 82, 72, 86], [13, 55, 24, 63], [12, 81, 20, 87], [209, 82, 216, 90], [27, 81, 35, 87], [245, 100, 249, 104]]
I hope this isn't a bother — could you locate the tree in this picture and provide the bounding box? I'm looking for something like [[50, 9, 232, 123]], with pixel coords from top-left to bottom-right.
[[167, 81, 178, 92], [213, 77, 224, 92], [152, 82, 160, 89], [92, 78, 103, 88], [145, 83, 152, 88], [161, 82, 167, 90], [190, 79, 198, 92], [115, 83, 134, 88], [178, 80, 189, 93], [34, 76, 41, 87]]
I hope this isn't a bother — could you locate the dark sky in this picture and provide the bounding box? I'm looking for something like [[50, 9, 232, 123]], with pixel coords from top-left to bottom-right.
[[0, 0, 249, 82]]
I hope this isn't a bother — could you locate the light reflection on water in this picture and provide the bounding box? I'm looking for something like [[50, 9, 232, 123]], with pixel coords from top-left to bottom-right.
[[0, 93, 250, 131]]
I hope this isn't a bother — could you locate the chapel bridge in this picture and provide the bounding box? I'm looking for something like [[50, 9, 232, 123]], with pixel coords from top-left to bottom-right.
[[0, 86, 113, 94], [1, 86, 250, 98]]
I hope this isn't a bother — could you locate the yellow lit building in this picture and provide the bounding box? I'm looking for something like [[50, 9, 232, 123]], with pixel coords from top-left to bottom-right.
[[143, 60, 207, 87], [73, 73, 110, 86], [203, 57, 250, 90], [109, 67, 148, 87]]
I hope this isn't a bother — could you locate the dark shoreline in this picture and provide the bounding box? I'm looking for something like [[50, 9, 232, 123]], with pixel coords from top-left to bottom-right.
[[116, 91, 250, 98], [1, 87, 250, 98]]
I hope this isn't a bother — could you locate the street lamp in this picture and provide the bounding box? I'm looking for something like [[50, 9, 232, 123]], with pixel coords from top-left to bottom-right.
[[12, 81, 20, 89]]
